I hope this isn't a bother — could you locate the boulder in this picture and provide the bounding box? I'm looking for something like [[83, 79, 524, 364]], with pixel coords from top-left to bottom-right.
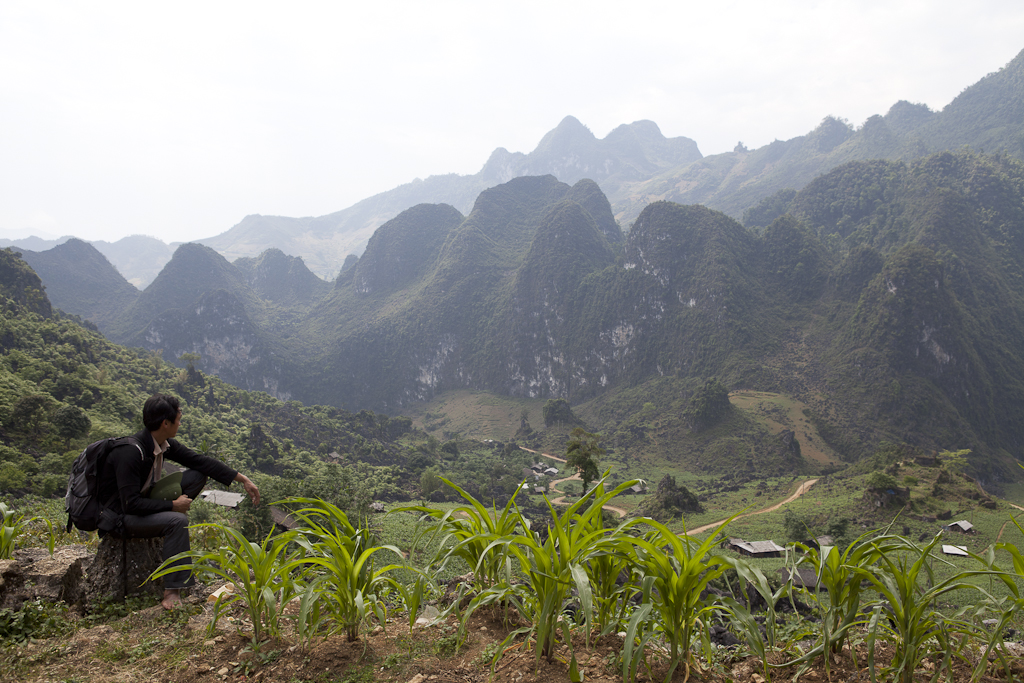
[[0, 538, 173, 611], [0, 545, 93, 610], [85, 536, 165, 602]]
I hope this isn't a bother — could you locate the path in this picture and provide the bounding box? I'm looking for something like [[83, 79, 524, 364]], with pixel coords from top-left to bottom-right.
[[970, 481, 1024, 543], [683, 478, 820, 536], [520, 447, 628, 517], [519, 448, 819, 527], [996, 502, 1024, 543]]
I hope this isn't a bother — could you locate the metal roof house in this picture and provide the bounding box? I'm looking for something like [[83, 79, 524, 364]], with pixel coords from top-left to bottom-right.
[[199, 490, 246, 509], [778, 566, 820, 588], [722, 538, 786, 557], [942, 520, 976, 534]]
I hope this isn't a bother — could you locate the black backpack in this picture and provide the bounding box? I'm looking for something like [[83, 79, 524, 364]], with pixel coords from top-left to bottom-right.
[[65, 436, 143, 533]]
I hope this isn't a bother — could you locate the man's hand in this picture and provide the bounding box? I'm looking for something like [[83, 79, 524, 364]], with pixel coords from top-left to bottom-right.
[[235, 473, 261, 507], [171, 495, 192, 513]]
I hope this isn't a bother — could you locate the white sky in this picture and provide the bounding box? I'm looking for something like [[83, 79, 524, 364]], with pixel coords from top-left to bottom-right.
[[2, 1, 1023, 244]]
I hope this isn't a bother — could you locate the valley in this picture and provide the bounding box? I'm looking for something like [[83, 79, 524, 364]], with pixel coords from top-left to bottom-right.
[[4, 44, 1024, 683]]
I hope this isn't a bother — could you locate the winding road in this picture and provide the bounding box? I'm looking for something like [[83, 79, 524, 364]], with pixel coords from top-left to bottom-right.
[[996, 502, 1024, 543], [519, 447, 819, 525], [683, 478, 819, 535], [520, 447, 628, 517]]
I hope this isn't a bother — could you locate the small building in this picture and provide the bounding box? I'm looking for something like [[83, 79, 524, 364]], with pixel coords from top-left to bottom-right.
[[942, 520, 976, 534], [722, 538, 786, 558], [865, 486, 911, 508], [620, 484, 648, 496], [533, 485, 545, 495], [942, 544, 969, 557], [199, 490, 245, 509], [778, 566, 819, 588], [270, 506, 300, 531], [800, 535, 835, 551], [530, 463, 547, 473], [543, 467, 560, 476], [720, 537, 746, 551]]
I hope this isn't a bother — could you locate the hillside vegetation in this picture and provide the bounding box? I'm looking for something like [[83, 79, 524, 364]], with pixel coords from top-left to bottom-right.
[[11, 149, 1024, 487]]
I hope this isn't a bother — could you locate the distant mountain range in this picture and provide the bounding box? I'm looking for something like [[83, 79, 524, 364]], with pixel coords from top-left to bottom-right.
[[7, 48, 1023, 286], [8, 48, 1024, 487], [13, 147, 1024, 486]]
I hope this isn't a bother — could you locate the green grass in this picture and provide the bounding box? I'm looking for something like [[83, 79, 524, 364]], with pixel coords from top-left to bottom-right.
[[401, 390, 546, 441]]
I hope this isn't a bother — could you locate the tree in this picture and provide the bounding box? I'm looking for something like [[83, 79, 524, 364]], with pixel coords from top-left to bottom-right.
[[564, 427, 602, 494], [938, 449, 970, 474], [542, 399, 576, 427], [421, 466, 443, 500], [684, 379, 731, 431], [783, 509, 807, 541], [9, 393, 55, 443], [53, 404, 91, 449], [180, 352, 204, 385], [180, 352, 201, 373], [866, 470, 898, 490]]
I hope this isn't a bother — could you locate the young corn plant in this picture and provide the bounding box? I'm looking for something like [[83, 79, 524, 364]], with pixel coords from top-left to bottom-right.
[[860, 532, 1000, 683], [981, 515, 1024, 680], [780, 529, 905, 678], [279, 497, 410, 642], [461, 477, 639, 671], [397, 477, 526, 593], [620, 513, 743, 683], [0, 503, 34, 559], [587, 531, 641, 637], [150, 523, 302, 646]]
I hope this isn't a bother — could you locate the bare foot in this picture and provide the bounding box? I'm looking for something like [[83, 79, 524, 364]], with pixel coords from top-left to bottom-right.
[[161, 589, 182, 610]]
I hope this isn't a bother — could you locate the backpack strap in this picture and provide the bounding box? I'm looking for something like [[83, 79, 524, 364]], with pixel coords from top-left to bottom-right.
[[98, 436, 147, 537]]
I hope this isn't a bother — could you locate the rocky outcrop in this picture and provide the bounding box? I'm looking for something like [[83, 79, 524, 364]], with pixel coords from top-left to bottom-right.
[[85, 537, 165, 601], [0, 538, 166, 611], [0, 545, 92, 610]]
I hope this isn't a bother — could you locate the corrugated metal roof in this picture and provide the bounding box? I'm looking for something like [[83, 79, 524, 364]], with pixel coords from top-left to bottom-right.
[[735, 540, 785, 554], [199, 490, 245, 508]]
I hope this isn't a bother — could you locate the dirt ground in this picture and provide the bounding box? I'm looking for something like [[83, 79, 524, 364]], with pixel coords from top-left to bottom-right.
[[5, 584, 1023, 683]]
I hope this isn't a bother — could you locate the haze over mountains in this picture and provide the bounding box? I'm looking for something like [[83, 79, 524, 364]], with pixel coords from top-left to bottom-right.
[[7, 48, 1024, 287], [14, 148, 1024, 484], [7, 48, 1024, 485]]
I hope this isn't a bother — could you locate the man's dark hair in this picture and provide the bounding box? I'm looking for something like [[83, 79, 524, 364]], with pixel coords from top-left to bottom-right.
[[143, 393, 181, 432]]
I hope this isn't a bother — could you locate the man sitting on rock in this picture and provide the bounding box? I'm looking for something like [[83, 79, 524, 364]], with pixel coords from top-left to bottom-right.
[[97, 393, 260, 609]]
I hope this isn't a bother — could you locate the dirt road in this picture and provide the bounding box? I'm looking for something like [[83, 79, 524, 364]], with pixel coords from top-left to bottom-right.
[[519, 448, 819, 525], [520, 447, 627, 517], [996, 502, 1024, 542], [683, 478, 820, 535]]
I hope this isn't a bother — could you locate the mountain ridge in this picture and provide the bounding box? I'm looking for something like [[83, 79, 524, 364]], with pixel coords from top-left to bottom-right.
[[8, 47, 1024, 286]]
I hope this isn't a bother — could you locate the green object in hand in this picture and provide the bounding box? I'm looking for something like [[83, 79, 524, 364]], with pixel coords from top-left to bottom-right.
[[149, 472, 183, 501]]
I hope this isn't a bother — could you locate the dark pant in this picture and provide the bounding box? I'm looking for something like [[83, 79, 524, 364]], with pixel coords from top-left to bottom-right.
[[122, 470, 207, 590]]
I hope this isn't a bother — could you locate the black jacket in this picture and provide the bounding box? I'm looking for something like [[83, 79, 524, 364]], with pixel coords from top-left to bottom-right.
[[96, 429, 238, 516]]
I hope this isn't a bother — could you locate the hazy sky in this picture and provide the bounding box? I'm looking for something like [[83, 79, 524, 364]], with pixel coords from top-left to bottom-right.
[[2, 1, 1023, 244]]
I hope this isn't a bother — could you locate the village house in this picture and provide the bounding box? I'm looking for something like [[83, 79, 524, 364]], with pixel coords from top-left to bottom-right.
[[778, 566, 819, 588], [799, 535, 835, 551], [721, 538, 786, 558], [199, 490, 245, 509]]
